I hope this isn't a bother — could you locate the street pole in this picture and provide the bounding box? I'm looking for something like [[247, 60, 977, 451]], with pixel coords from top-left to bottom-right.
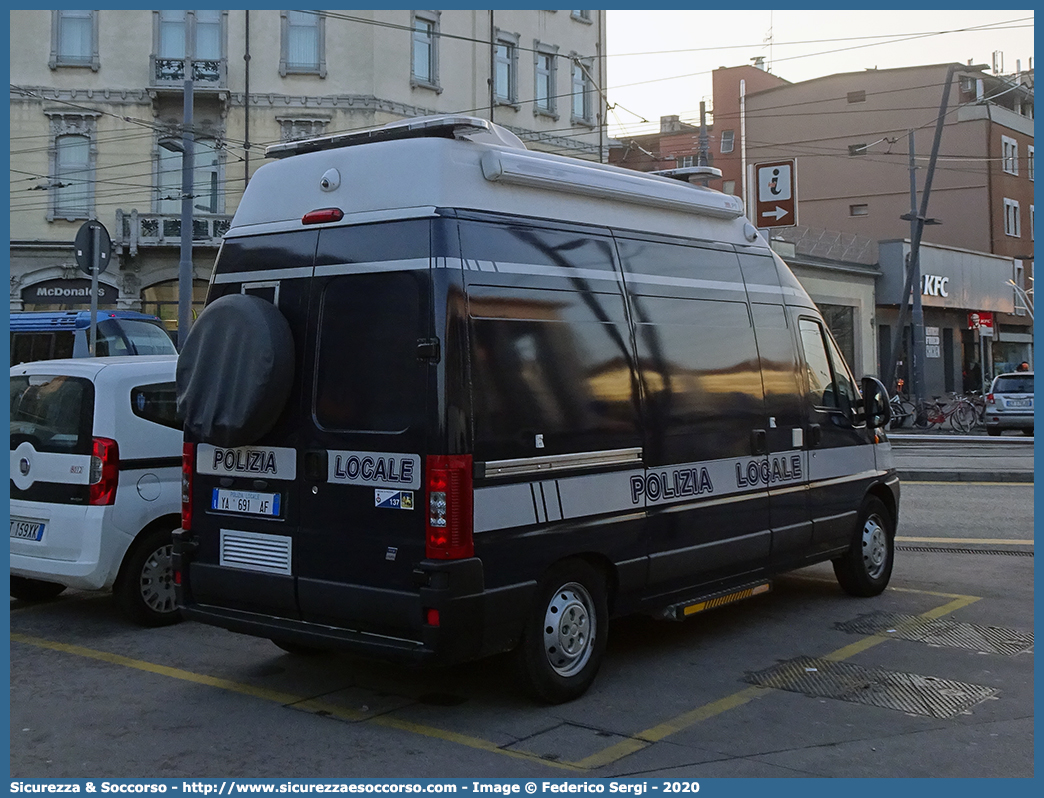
[[89, 224, 100, 356], [178, 78, 195, 350]]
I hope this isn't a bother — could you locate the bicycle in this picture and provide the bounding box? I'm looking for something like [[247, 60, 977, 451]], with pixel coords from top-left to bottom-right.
[[914, 394, 977, 433], [888, 393, 915, 429]]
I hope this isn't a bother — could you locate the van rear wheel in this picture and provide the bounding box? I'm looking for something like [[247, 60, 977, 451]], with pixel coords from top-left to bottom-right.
[[115, 526, 182, 627], [10, 576, 66, 602], [515, 560, 608, 704], [832, 497, 894, 597]]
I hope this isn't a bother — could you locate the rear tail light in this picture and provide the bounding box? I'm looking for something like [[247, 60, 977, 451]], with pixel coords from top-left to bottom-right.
[[302, 207, 344, 225], [987, 393, 995, 405], [89, 437, 119, 506], [425, 455, 474, 560], [181, 443, 195, 531]]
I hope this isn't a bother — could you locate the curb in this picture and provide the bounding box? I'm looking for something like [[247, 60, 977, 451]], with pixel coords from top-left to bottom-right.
[[899, 470, 1034, 483]]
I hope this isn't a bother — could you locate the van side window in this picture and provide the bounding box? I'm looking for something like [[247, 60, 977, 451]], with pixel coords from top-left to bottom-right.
[[11, 332, 74, 366], [798, 318, 857, 414], [131, 382, 182, 430]]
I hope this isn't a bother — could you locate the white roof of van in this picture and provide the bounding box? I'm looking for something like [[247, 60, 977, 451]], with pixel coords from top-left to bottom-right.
[[231, 116, 764, 248]]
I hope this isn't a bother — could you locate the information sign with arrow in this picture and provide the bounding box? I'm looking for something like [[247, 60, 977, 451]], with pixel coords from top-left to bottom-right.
[[754, 159, 797, 229]]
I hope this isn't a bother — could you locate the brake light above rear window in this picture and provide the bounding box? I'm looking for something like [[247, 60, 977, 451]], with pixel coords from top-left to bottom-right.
[[425, 455, 474, 560], [302, 208, 344, 225], [182, 443, 195, 531], [89, 437, 119, 506]]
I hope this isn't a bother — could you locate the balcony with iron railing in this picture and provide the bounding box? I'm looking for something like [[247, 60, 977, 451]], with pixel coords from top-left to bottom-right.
[[150, 55, 228, 90], [115, 209, 231, 256]]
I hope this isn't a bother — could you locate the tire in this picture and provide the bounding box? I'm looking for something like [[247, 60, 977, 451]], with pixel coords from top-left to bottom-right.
[[888, 400, 913, 429], [10, 576, 66, 602], [114, 526, 182, 627], [177, 293, 296, 448], [514, 559, 609, 704], [987, 428, 1002, 437], [1023, 428, 1034, 436], [950, 403, 975, 433], [832, 497, 894, 598]]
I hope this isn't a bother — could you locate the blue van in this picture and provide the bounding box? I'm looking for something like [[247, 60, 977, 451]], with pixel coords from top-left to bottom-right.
[[10, 310, 176, 366]]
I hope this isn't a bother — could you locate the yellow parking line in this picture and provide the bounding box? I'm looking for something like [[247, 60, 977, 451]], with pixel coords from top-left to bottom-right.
[[9, 632, 578, 772], [11, 587, 985, 773], [896, 536, 1033, 546]]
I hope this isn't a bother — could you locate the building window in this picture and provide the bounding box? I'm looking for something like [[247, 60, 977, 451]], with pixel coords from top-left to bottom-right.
[[156, 136, 223, 217], [534, 44, 558, 118], [50, 9, 99, 70], [153, 10, 226, 84], [46, 112, 97, 221], [1028, 145, 1034, 181], [848, 143, 867, 156], [849, 204, 869, 217], [1002, 135, 1019, 175], [280, 10, 326, 77], [722, 180, 736, 195], [1003, 198, 1021, 237], [493, 30, 519, 107], [411, 10, 440, 91], [719, 129, 735, 154], [571, 57, 594, 126], [676, 155, 695, 168], [277, 117, 329, 142], [571, 10, 592, 23], [847, 90, 866, 104]]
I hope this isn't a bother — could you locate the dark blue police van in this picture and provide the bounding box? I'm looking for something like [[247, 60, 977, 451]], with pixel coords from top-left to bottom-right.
[[174, 116, 898, 703]]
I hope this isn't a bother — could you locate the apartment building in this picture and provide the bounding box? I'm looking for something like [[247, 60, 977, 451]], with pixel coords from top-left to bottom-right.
[[10, 10, 607, 337]]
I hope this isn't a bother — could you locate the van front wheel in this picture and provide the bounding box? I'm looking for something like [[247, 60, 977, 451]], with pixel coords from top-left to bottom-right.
[[832, 497, 894, 597], [515, 560, 608, 704]]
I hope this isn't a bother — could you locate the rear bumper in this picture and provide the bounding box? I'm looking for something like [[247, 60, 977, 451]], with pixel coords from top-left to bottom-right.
[[985, 412, 1033, 430], [175, 548, 536, 666], [9, 500, 125, 590]]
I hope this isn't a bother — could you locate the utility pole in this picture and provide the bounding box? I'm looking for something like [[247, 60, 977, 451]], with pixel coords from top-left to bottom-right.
[[178, 77, 195, 350], [887, 65, 957, 415]]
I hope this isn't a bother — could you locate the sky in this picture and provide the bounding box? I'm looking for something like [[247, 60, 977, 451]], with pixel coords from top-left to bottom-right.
[[604, 9, 1034, 139]]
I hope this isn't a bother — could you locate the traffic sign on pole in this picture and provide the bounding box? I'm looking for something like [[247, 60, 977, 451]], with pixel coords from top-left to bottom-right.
[[73, 220, 112, 356], [754, 160, 797, 229], [73, 220, 112, 276]]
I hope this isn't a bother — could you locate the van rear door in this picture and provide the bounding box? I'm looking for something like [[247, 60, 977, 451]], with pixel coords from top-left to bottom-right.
[[293, 219, 433, 640]]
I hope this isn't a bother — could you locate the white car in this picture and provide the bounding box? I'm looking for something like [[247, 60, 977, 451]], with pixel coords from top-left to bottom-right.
[[10, 355, 183, 626]]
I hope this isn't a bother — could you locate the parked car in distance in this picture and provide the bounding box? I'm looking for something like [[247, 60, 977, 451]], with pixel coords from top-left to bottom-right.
[[10, 310, 176, 366], [10, 355, 183, 625], [985, 371, 1034, 436]]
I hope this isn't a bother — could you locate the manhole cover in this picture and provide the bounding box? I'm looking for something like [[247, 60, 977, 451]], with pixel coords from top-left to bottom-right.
[[835, 611, 1034, 656], [745, 656, 998, 719]]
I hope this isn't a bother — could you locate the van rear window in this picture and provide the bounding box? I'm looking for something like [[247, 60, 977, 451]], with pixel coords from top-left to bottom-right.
[[10, 375, 94, 455], [313, 272, 426, 432], [993, 375, 1033, 393], [11, 331, 74, 366], [95, 319, 176, 357]]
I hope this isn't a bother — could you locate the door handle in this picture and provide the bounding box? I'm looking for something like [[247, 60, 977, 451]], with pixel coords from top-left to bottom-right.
[[751, 429, 767, 456], [808, 424, 822, 448], [304, 449, 328, 481]]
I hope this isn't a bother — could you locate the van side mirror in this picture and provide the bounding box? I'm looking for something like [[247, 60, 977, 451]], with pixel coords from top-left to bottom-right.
[[860, 376, 892, 429]]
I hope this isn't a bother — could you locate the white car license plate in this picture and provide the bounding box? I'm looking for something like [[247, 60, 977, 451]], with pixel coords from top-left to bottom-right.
[[211, 489, 281, 517], [1006, 399, 1032, 408], [10, 519, 45, 541]]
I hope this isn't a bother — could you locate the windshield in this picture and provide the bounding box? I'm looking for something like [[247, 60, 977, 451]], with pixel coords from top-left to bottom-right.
[[96, 319, 176, 357]]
